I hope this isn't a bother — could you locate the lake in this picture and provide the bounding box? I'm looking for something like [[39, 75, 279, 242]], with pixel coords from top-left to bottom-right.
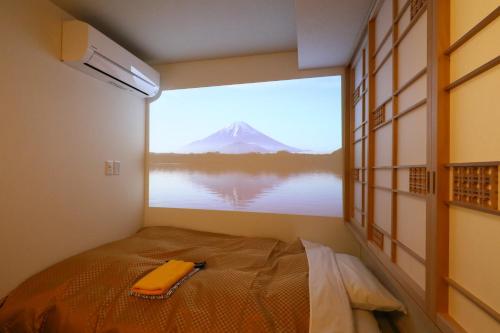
[[149, 167, 343, 217]]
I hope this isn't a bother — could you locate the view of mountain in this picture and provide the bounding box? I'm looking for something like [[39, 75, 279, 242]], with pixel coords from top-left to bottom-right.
[[179, 121, 302, 154]]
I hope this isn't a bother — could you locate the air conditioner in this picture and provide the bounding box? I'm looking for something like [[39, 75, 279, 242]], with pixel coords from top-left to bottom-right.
[[62, 20, 160, 98]]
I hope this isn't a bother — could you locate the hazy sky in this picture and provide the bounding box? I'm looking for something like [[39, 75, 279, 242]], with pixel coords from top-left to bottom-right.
[[149, 76, 342, 153]]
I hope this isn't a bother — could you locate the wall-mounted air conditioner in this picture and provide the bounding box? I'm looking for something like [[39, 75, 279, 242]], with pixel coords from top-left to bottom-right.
[[62, 20, 160, 98]]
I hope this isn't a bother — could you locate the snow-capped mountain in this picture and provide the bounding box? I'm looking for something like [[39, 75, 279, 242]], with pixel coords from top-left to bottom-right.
[[179, 121, 302, 154]]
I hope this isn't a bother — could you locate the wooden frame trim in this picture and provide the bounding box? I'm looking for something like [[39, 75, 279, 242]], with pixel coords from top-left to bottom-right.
[[371, 118, 392, 131], [371, 223, 427, 270], [390, 0, 399, 264], [447, 201, 500, 217], [354, 80, 366, 96], [395, 163, 428, 169], [394, 239, 426, 265], [372, 185, 392, 192], [394, 98, 427, 119], [354, 120, 368, 131], [396, 189, 427, 198], [372, 165, 393, 169], [367, 241, 426, 306], [373, 50, 392, 75], [436, 314, 467, 333], [428, 0, 451, 322], [353, 135, 368, 144], [375, 95, 394, 110], [394, 2, 428, 48], [445, 56, 500, 91], [372, 222, 391, 237], [394, 67, 427, 96], [394, 0, 411, 24], [445, 6, 500, 55], [354, 206, 366, 215], [373, 27, 393, 58], [445, 277, 500, 323], [446, 161, 500, 167]]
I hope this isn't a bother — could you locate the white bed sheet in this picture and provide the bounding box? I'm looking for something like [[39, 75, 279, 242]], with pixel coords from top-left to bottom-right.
[[302, 239, 354, 333]]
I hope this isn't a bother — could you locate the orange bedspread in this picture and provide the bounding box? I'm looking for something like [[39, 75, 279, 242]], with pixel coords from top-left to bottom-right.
[[0, 226, 309, 332]]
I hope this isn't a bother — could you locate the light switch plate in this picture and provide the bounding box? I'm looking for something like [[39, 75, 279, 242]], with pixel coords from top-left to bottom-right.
[[105, 160, 113, 176], [113, 160, 121, 175]]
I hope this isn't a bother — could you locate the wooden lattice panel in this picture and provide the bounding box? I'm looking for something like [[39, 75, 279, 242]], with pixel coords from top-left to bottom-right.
[[372, 227, 384, 250], [409, 167, 427, 194], [353, 168, 361, 182], [373, 105, 385, 127], [453, 166, 498, 210], [353, 86, 361, 105], [410, 0, 427, 20]]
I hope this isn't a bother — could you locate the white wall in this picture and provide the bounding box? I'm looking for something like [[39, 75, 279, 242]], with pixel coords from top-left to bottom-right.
[[0, 0, 146, 297]]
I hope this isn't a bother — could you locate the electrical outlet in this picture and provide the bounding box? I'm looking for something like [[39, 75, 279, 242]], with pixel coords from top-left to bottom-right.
[[113, 160, 121, 175], [105, 160, 113, 176]]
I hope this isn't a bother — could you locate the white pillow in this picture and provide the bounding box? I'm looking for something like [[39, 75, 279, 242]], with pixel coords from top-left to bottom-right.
[[353, 309, 381, 333], [336, 253, 406, 312]]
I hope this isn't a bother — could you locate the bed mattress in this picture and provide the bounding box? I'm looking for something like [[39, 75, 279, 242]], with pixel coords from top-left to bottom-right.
[[0, 226, 312, 332]]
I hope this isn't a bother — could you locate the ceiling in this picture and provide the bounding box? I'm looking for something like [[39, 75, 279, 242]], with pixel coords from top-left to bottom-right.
[[295, 0, 373, 69], [51, 0, 373, 68]]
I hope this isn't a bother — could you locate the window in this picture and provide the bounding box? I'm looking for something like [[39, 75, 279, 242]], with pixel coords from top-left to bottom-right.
[[149, 76, 343, 217]]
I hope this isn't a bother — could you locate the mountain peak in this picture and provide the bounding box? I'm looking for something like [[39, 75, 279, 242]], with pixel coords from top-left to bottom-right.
[[224, 121, 254, 137], [180, 121, 302, 154]]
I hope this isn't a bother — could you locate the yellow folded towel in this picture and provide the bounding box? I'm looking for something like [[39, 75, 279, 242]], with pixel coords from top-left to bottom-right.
[[131, 260, 195, 296]]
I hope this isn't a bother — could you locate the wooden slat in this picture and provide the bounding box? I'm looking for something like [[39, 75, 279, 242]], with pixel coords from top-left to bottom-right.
[[373, 165, 393, 170], [372, 185, 392, 192], [436, 314, 468, 333], [394, 98, 427, 119], [394, 239, 426, 265], [391, 0, 399, 263], [373, 27, 393, 58], [373, 50, 392, 75], [394, 2, 428, 47], [396, 188, 427, 199], [446, 161, 500, 167], [394, 67, 427, 96], [375, 95, 394, 110], [394, 0, 410, 24], [447, 200, 500, 217], [445, 277, 500, 323], [367, 18, 376, 247], [346, 222, 427, 314], [354, 206, 366, 215], [354, 120, 368, 131], [445, 6, 500, 55], [372, 222, 391, 237], [353, 135, 368, 144], [445, 56, 500, 91], [372, 118, 393, 131], [395, 163, 428, 169]]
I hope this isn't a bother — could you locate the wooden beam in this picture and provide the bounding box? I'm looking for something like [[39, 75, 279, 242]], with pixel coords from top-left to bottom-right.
[[445, 56, 500, 91], [445, 278, 500, 323], [427, 0, 451, 319], [445, 6, 500, 55]]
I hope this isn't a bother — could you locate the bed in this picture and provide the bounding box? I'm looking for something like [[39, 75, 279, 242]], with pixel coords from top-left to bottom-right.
[[0, 226, 384, 333]]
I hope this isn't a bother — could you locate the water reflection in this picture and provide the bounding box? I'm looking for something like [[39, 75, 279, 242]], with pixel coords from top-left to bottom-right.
[[149, 166, 343, 217], [187, 172, 288, 209]]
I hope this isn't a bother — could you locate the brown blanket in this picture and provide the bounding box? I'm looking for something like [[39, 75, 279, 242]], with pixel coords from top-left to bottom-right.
[[0, 227, 309, 332]]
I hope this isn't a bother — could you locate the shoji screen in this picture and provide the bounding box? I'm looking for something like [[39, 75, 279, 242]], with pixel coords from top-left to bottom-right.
[[349, 1, 499, 332], [350, 37, 369, 235], [370, 0, 429, 300], [445, 1, 500, 332]]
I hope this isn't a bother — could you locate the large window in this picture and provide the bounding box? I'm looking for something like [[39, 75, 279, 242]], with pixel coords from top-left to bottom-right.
[[149, 76, 343, 217]]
